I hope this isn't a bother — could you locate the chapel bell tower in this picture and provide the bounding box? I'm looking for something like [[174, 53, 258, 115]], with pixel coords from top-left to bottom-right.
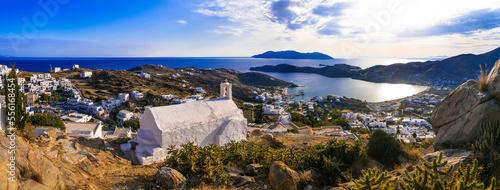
[[220, 79, 232, 100]]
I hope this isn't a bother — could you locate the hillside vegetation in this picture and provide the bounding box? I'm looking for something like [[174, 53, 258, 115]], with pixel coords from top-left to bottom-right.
[[71, 65, 293, 102]]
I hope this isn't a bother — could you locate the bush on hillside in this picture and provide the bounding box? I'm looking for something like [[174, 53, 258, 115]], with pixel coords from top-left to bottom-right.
[[160, 139, 364, 185], [367, 129, 406, 168], [303, 139, 364, 184], [314, 120, 334, 128], [28, 113, 66, 130], [287, 128, 299, 133]]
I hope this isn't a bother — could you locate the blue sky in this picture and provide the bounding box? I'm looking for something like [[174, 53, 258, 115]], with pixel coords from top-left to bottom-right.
[[1, 0, 500, 58]]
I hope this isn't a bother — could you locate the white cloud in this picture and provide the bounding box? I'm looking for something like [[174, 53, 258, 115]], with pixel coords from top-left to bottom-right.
[[191, 0, 500, 58], [177, 20, 188, 24]]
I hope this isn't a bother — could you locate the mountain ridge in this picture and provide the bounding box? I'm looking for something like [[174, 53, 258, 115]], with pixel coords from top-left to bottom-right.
[[249, 63, 359, 78], [251, 47, 500, 85], [252, 50, 334, 60]]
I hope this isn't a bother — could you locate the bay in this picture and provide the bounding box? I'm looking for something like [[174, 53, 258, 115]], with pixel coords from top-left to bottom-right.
[[0, 57, 429, 102]]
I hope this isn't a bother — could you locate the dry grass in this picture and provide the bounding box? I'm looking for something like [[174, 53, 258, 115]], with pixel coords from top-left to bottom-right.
[[394, 165, 403, 176], [188, 185, 235, 190], [273, 133, 338, 149], [479, 64, 489, 91], [407, 148, 422, 162]]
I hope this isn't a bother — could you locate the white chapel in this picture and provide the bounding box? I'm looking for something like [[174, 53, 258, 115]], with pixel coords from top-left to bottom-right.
[[122, 80, 247, 165]]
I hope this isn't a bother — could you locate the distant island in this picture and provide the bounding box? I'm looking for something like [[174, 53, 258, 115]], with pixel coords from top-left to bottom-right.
[[250, 63, 360, 78], [251, 50, 334, 60]]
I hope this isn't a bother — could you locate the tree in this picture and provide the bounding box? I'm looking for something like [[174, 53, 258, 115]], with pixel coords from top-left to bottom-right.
[[28, 113, 66, 130], [51, 93, 61, 103], [3, 63, 27, 132], [314, 120, 334, 128], [106, 119, 116, 127], [40, 93, 50, 102], [123, 119, 140, 130], [367, 130, 407, 168], [412, 133, 417, 139], [291, 112, 303, 122], [334, 117, 349, 128]]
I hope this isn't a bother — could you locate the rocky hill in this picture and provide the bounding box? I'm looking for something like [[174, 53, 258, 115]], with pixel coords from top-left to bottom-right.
[[75, 65, 293, 102], [250, 47, 500, 85], [249, 63, 358, 77], [251, 50, 334, 60], [354, 47, 500, 84], [0, 129, 158, 189], [430, 59, 500, 148]]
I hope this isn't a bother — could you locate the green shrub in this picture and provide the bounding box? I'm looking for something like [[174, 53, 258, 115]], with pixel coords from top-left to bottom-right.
[[334, 117, 350, 128], [473, 122, 500, 154], [350, 127, 371, 134], [303, 139, 364, 184], [28, 113, 66, 130], [400, 152, 453, 190], [314, 120, 334, 128], [287, 128, 299, 134], [160, 139, 364, 185], [367, 130, 406, 168], [292, 121, 307, 127], [400, 153, 488, 190], [473, 122, 500, 181], [354, 168, 394, 190], [449, 160, 484, 189]]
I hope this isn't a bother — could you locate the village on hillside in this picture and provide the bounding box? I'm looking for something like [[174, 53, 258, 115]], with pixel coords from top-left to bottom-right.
[[0, 63, 448, 146]]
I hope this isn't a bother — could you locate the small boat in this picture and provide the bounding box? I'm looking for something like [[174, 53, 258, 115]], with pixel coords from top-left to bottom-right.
[[300, 90, 305, 95]]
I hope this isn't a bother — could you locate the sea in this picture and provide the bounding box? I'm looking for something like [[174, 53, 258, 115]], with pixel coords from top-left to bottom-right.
[[0, 57, 433, 102]]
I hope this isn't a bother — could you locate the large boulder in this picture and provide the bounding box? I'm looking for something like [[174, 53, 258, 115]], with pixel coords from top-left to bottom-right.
[[430, 75, 500, 148], [268, 161, 300, 190], [156, 167, 187, 189], [245, 163, 263, 176], [487, 59, 500, 100], [422, 149, 473, 170]]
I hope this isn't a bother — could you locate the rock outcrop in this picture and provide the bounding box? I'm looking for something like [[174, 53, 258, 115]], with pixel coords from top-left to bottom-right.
[[262, 134, 285, 148], [156, 167, 187, 189], [0, 130, 78, 189], [422, 149, 473, 173], [430, 59, 500, 148], [487, 59, 500, 100], [245, 163, 263, 176], [268, 161, 300, 190]]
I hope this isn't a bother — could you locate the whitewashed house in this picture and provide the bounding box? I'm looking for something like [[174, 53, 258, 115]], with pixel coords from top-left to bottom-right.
[[118, 93, 130, 102], [262, 104, 283, 115], [67, 97, 81, 104], [117, 110, 134, 123], [195, 87, 206, 94], [65, 122, 103, 139], [122, 80, 246, 165], [102, 99, 122, 111], [141, 72, 151, 78], [161, 94, 178, 101], [61, 112, 92, 123], [105, 127, 132, 139], [132, 91, 144, 99], [80, 71, 92, 78], [54, 67, 61, 73]]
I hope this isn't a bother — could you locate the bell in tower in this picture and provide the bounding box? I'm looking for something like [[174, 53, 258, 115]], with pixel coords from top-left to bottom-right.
[[220, 79, 232, 100]]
